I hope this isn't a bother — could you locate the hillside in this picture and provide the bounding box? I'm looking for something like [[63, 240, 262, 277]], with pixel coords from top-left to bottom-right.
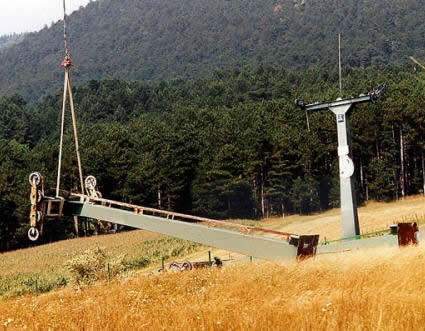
[[0, 33, 25, 52], [2, 65, 425, 251], [1, 0, 425, 100], [1, 196, 425, 328], [255, 195, 425, 240]]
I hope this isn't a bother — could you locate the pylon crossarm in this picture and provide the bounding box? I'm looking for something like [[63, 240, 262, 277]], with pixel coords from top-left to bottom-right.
[[305, 95, 371, 111], [65, 201, 298, 260], [28, 173, 323, 260], [302, 84, 387, 111], [69, 193, 295, 239]]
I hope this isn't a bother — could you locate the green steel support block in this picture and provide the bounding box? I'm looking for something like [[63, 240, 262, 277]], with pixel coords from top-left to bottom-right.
[[317, 234, 398, 254], [67, 202, 297, 260]]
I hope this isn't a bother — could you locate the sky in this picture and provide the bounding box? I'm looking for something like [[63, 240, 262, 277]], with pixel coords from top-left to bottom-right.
[[0, 0, 94, 35]]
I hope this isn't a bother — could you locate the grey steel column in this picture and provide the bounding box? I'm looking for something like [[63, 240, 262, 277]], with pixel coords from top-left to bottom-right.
[[330, 103, 360, 238], [298, 85, 386, 240]]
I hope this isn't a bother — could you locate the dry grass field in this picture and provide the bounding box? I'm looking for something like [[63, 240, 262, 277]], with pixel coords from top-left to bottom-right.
[[1, 196, 425, 329], [1, 245, 425, 330], [255, 195, 425, 240], [0, 230, 201, 298]]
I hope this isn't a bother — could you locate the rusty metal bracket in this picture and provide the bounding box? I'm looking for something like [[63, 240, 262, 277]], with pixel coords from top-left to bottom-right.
[[45, 198, 64, 217], [28, 172, 45, 241], [164, 257, 224, 272], [290, 235, 320, 260], [28, 172, 68, 241], [397, 222, 419, 247]]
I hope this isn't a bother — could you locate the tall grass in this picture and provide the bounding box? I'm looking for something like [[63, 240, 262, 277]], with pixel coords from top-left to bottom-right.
[[259, 195, 425, 240], [1, 245, 425, 329], [0, 231, 201, 298]]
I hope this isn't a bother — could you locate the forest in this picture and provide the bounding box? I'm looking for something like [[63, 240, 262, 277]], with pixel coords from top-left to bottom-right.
[[0, 64, 424, 251], [1, 0, 425, 101], [0, 33, 26, 52]]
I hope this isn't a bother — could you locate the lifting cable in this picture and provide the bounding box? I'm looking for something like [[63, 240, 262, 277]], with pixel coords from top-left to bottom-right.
[[56, 0, 85, 197]]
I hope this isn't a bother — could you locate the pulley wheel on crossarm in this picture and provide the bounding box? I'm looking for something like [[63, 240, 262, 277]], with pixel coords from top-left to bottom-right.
[[28, 228, 40, 241], [85, 176, 97, 189], [29, 172, 42, 186]]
